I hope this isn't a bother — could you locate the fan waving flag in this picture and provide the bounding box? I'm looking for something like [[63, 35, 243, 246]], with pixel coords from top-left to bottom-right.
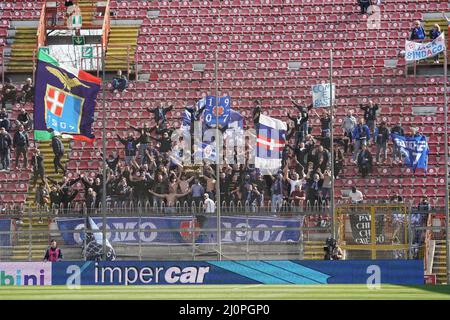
[[255, 114, 287, 174], [34, 49, 101, 142], [82, 217, 116, 261], [391, 133, 429, 173]]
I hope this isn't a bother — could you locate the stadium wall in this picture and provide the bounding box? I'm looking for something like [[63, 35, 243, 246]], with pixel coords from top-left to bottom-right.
[[0, 260, 424, 286]]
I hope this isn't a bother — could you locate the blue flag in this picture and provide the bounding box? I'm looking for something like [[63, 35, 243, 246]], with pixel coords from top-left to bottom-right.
[[391, 133, 428, 172], [203, 96, 231, 128]]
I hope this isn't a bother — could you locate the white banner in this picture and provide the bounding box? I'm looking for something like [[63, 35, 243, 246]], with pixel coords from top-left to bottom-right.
[[405, 33, 445, 61], [0, 262, 52, 286], [312, 83, 336, 108]]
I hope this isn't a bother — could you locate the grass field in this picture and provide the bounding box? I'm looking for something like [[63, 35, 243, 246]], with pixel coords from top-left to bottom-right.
[[1, 284, 450, 300]]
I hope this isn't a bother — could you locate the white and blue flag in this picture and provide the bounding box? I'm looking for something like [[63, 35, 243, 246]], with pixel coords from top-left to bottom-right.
[[391, 133, 429, 172]]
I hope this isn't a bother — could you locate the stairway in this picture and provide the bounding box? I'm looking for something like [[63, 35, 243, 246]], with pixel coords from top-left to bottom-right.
[[303, 240, 325, 260], [77, 0, 95, 27], [105, 25, 139, 73], [11, 139, 71, 261], [6, 26, 37, 73], [432, 240, 447, 284]]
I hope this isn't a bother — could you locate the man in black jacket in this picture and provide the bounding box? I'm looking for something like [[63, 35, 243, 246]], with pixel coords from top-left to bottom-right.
[[31, 149, 46, 187], [0, 127, 12, 171], [147, 103, 173, 129], [51, 135, 65, 174], [149, 130, 172, 154], [358, 0, 371, 14], [0, 107, 10, 131], [117, 132, 139, 165], [359, 100, 379, 135], [288, 97, 313, 146], [1, 78, 17, 109], [130, 123, 153, 164], [16, 108, 32, 131], [13, 125, 29, 169], [374, 121, 390, 164], [18, 78, 34, 104]]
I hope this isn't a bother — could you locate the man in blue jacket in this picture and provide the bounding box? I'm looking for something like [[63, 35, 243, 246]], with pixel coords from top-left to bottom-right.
[[410, 21, 425, 40], [352, 118, 370, 163]]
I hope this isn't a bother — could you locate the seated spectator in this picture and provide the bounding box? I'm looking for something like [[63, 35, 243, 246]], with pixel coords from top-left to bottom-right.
[[1, 79, 17, 108], [348, 186, 364, 204], [17, 78, 34, 104], [13, 125, 29, 169], [16, 108, 32, 131], [410, 20, 425, 40], [429, 24, 442, 64], [0, 107, 10, 131], [111, 70, 128, 93], [357, 145, 373, 178]]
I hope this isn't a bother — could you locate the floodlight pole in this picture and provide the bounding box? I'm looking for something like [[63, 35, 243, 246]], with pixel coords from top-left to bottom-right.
[[101, 46, 107, 260], [444, 44, 449, 284], [329, 49, 336, 239], [214, 50, 222, 260]]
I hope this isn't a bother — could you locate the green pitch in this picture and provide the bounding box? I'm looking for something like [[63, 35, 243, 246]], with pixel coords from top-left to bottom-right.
[[1, 284, 450, 300]]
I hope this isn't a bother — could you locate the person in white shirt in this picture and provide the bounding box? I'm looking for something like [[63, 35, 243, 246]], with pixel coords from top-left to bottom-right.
[[348, 186, 364, 204], [203, 193, 216, 213], [284, 166, 305, 195]]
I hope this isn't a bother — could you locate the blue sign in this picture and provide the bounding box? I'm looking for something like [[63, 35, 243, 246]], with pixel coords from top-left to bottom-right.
[[51, 260, 424, 286], [56, 216, 302, 246], [0, 219, 11, 246], [203, 96, 231, 127]]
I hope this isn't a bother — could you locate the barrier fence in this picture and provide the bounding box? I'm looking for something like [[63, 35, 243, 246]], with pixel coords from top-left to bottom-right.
[[0, 202, 442, 264]]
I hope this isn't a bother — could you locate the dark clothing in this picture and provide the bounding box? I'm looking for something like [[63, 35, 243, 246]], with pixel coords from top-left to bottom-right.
[[360, 104, 379, 122], [51, 137, 64, 156], [391, 125, 404, 136], [32, 154, 45, 186], [1, 83, 17, 108], [117, 135, 139, 157], [149, 135, 172, 153], [44, 247, 63, 262], [430, 29, 441, 40], [19, 84, 34, 103], [358, 0, 371, 14], [148, 105, 173, 124], [0, 132, 12, 151], [374, 126, 390, 145], [357, 150, 373, 177], [13, 130, 29, 148], [111, 75, 128, 92]]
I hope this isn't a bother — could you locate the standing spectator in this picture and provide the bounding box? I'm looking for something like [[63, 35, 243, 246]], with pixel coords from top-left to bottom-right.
[[203, 193, 216, 213], [429, 24, 442, 64], [149, 130, 172, 154], [334, 147, 344, 179], [306, 171, 323, 207], [270, 172, 285, 213], [321, 169, 332, 202], [17, 78, 34, 104], [1, 78, 17, 108], [43, 239, 63, 262], [35, 182, 50, 210], [51, 135, 66, 174], [289, 184, 305, 211], [374, 121, 390, 164], [191, 178, 205, 207], [116, 132, 139, 165], [252, 100, 262, 127], [147, 103, 173, 129], [348, 187, 364, 204], [130, 123, 153, 164], [359, 100, 379, 135], [16, 108, 32, 130], [288, 97, 312, 146], [352, 118, 370, 163], [0, 107, 10, 131], [342, 110, 357, 154], [410, 20, 425, 40], [13, 125, 29, 169], [391, 121, 404, 164], [111, 70, 128, 93], [31, 149, 46, 187], [357, 145, 373, 178], [358, 0, 371, 14], [0, 127, 12, 172]]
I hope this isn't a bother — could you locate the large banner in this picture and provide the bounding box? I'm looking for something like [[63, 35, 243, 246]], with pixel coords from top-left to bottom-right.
[[49, 260, 424, 286], [56, 216, 303, 246], [312, 83, 336, 108], [391, 133, 429, 172], [34, 49, 101, 142], [405, 33, 445, 61], [0, 219, 12, 247]]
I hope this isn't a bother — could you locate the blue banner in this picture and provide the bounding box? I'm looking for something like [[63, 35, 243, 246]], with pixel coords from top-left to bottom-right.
[[55, 216, 302, 246], [203, 96, 231, 127], [50, 260, 424, 285], [0, 219, 12, 247], [391, 134, 429, 172]]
